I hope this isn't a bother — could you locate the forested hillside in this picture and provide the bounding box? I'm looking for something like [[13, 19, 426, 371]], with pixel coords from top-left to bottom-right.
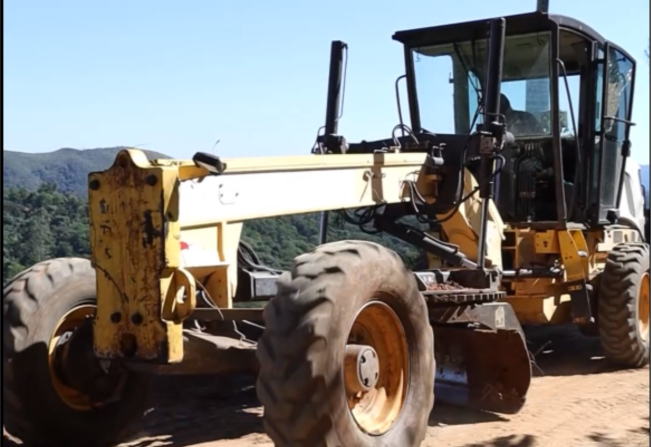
[[3, 147, 167, 196], [2, 183, 423, 281], [2, 147, 422, 281], [3, 183, 91, 279]]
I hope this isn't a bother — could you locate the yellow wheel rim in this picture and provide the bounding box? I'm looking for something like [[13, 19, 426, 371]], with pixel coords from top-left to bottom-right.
[[48, 305, 97, 411], [344, 300, 409, 436]]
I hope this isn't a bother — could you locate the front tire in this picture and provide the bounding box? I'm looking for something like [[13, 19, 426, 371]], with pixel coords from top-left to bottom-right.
[[256, 240, 435, 447], [3, 258, 151, 447], [597, 242, 650, 368]]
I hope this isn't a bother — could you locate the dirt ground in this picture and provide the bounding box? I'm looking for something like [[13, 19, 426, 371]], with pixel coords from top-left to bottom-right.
[[4, 324, 649, 447]]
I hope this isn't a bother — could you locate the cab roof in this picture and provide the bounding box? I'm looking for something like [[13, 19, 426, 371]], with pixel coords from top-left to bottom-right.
[[392, 11, 607, 48]]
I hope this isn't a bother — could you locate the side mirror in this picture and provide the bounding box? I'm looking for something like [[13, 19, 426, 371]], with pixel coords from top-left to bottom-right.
[[193, 152, 226, 175]]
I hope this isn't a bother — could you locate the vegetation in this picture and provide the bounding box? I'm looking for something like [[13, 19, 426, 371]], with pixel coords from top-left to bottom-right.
[[2, 183, 423, 281], [2, 148, 423, 282], [3, 147, 167, 197], [3, 183, 91, 279], [243, 212, 425, 271]]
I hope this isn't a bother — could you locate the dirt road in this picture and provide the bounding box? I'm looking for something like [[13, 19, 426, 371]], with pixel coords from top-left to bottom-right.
[[4, 324, 649, 447]]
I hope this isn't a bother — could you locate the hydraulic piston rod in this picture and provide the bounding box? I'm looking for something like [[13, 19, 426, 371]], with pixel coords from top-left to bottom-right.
[[475, 18, 506, 269]]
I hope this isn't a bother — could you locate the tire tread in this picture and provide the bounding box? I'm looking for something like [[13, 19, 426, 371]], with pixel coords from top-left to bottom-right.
[[256, 240, 433, 447], [3, 257, 149, 447], [598, 242, 650, 368]]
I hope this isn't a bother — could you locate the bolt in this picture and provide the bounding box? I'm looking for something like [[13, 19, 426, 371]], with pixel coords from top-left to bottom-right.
[[110, 312, 121, 323], [89, 179, 100, 190], [131, 313, 144, 325], [361, 356, 366, 363], [145, 175, 157, 186]]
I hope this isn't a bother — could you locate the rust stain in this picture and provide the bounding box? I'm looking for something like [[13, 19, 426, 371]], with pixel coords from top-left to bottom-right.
[[89, 149, 184, 365], [427, 281, 464, 291], [141, 210, 160, 248]]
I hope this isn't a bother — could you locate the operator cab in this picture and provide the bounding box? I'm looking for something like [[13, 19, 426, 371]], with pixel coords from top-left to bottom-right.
[[393, 12, 639, 230]]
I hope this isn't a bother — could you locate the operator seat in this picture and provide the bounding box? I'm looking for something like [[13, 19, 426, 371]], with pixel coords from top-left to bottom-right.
[[499, 94, 543, 136]]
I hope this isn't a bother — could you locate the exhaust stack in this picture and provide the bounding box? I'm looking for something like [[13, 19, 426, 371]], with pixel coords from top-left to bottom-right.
[[318, 40, 348, 245]]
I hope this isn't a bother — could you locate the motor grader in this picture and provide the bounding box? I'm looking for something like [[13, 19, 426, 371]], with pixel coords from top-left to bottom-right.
[[3, 10, 649, 447]]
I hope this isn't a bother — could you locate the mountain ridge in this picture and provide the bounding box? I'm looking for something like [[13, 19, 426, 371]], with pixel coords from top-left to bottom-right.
[[3, 147, 168, 197]]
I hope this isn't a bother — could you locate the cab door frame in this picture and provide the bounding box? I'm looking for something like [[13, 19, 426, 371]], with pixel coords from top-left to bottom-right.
[[589, 41, 636, 226]]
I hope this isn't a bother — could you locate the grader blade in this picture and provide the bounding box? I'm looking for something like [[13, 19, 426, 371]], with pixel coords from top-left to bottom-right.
[[430, 302, 532, 414]]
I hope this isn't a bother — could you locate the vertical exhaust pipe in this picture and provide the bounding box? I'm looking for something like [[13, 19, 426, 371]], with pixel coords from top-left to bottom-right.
[[536, 0, 550, 12], [318, 40, 347, 245], [324, 40, 347, 139]]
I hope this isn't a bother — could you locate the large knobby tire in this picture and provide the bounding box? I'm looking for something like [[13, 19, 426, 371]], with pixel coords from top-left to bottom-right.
[[256, 240, 435, 447], [3, 258, 151, 447], [597, 242, 650, 368]]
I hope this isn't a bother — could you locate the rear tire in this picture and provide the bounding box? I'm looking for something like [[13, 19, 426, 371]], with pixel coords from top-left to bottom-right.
[[597, 242, 650, 368], [3, 258, 151, 447], [256, 240, 435, 447]]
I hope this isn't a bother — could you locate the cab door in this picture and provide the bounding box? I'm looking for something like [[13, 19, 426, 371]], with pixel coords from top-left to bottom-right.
[[589, 43, 636, 225]]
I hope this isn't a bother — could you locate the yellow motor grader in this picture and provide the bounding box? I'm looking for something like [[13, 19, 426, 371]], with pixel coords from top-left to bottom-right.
[[3, 10, 649, 447]]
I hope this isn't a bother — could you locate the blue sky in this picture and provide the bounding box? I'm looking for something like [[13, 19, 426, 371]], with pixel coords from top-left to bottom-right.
[[4, 0, 649, 164]]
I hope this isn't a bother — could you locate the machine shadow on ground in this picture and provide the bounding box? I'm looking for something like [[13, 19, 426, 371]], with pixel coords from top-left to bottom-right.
[[428, 324, 617, 429], [459, 434, 537, 447], [454, 431, 650, 447], [587, 433, 637, 447], [525, 323, 614, 377], [120, 375, 264, 447], [429, 403, 509, 427]]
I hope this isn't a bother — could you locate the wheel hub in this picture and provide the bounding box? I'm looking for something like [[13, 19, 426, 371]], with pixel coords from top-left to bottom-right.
[[344, 344, 380, 394], [344, 300, 409, 436], [49, 305, 126, 410]]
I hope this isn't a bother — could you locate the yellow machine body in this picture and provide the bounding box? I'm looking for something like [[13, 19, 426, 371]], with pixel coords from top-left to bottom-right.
[[498, 227, 643, 325], [88, 148, 534, 415], [89, 149, 438, 362]]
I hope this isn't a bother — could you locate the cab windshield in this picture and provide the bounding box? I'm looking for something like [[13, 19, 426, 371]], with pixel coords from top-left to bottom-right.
[[412, 32, 553, 137]]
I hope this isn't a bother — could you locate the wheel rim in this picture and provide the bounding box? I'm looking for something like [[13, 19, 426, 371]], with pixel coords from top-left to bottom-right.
[[48, 305, 98, 411], [639, 272, 650, 342], [344, 300, 409, 436]]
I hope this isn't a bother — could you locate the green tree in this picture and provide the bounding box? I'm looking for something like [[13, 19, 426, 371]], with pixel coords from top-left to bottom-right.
[[3, 185, 424, 284]]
